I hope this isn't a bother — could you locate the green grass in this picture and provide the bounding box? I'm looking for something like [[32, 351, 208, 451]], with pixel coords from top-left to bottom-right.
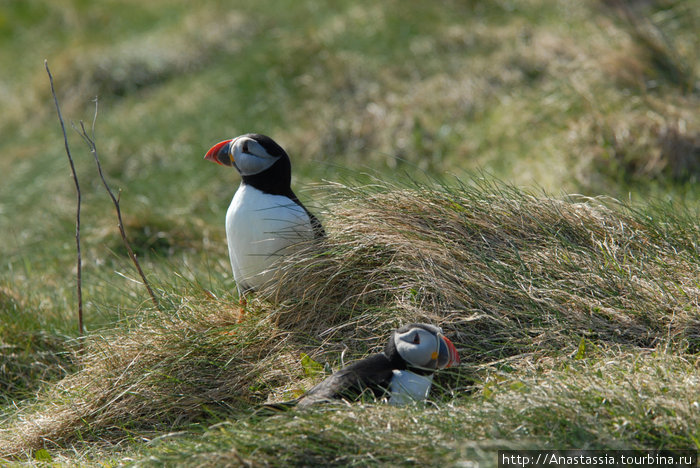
[[0, 0, 698, 465], [114, 348, 699, 467], [2, 181, 698, 465]]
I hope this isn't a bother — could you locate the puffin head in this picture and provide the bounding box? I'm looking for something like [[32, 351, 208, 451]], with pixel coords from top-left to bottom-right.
[[205, 133, 290, 177], [387, 323, 460, 372]]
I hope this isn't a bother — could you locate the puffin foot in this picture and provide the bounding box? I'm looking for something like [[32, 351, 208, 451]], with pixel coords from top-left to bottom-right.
[[237, 296, 247, 322]]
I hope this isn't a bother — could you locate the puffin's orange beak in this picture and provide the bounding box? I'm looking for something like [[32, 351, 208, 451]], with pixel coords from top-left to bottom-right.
[[438, 335, 460, 368], [205, 139, 233, 166]]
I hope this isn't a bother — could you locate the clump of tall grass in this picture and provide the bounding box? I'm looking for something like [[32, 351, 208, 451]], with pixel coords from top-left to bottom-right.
[[1, 179, 698, 457], [0, 295, 320, 457], [270, 179, 699, 355]]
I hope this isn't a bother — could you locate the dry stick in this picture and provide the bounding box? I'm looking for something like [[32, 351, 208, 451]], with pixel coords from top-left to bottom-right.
[[45, 60, 84, 336], [76, 101, 160, 310]]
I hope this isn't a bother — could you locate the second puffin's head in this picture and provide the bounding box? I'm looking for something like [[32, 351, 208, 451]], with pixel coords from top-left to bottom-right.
[[386, 323, 460, 372], [205, 133, 290, 177]]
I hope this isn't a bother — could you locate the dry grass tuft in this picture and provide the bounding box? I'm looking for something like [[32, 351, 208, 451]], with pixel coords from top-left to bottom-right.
[[271, 181, 699, 355], [1, 300, 304, 457], [1, 181, 698, 457]]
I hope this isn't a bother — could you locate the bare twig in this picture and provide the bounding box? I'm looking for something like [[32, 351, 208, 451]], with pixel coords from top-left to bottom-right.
[[76, 99, 159, 310], [45, 60, 84, 336]]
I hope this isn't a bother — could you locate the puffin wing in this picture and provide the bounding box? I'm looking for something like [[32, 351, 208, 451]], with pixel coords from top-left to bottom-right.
[[297, 353, 395, 408], [285, 189, 325, 239]]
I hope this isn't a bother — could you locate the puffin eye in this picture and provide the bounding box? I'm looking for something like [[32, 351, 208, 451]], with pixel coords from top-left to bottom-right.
[[412, 333, 420, 344], [241, 141, 249, 153]]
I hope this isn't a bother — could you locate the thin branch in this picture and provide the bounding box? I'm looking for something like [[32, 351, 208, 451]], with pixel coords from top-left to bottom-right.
[[76, 100, 159, 310], [45, 60, 83, 336]]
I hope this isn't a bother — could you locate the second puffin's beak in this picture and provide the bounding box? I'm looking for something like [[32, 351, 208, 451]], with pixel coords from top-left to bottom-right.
[[205, 139, 234, 166], [437, 335, 460, 369]]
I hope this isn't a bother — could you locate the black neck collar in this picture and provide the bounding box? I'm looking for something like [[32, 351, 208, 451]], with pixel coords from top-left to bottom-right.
[[240, 157, 292, 197]]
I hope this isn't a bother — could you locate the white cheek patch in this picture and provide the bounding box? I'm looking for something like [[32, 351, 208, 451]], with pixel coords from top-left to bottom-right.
[[394, 329, 439, 368], [234, 151, 278, 176]]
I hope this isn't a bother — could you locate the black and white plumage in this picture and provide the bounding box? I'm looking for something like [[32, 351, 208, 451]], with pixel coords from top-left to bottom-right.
[[295, 323, 460, 407], [205, 134, 324, 296]]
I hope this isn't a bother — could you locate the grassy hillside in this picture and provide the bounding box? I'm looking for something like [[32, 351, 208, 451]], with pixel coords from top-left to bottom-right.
[[1, 181, 698, 465], [0, 0, 698, 465]]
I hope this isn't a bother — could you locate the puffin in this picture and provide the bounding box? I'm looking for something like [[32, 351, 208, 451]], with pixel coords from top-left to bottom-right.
[[205, 133, 324, 296], [294, 323, 460, 408]]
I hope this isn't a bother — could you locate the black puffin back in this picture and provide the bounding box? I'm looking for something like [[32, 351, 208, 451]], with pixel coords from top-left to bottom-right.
[[296, 353, 396, 408], [295, 328, 417, 407]]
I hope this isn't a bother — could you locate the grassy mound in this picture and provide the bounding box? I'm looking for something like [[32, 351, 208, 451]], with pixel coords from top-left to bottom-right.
[[1, 181, 697, 460], [271, 180, 699, 352], [131, 349, 700, 467]]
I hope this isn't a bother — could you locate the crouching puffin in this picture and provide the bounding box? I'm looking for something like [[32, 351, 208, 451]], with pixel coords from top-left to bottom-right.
[[295, 323, 460, 407], [205, 134, 324, 296]]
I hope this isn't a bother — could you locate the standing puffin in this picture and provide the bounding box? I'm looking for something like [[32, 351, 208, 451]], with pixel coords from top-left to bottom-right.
[[205, 134, 324, 296], [295, 323, 460, 407]]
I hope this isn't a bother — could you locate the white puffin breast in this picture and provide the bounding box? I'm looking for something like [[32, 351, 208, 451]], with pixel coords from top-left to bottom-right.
[[226, 184, 314, 292], [388, 370, 434, 405]]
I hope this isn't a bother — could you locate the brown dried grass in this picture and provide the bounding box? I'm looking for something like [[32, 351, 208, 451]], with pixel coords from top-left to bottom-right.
[[271, 180, 699, 353]]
